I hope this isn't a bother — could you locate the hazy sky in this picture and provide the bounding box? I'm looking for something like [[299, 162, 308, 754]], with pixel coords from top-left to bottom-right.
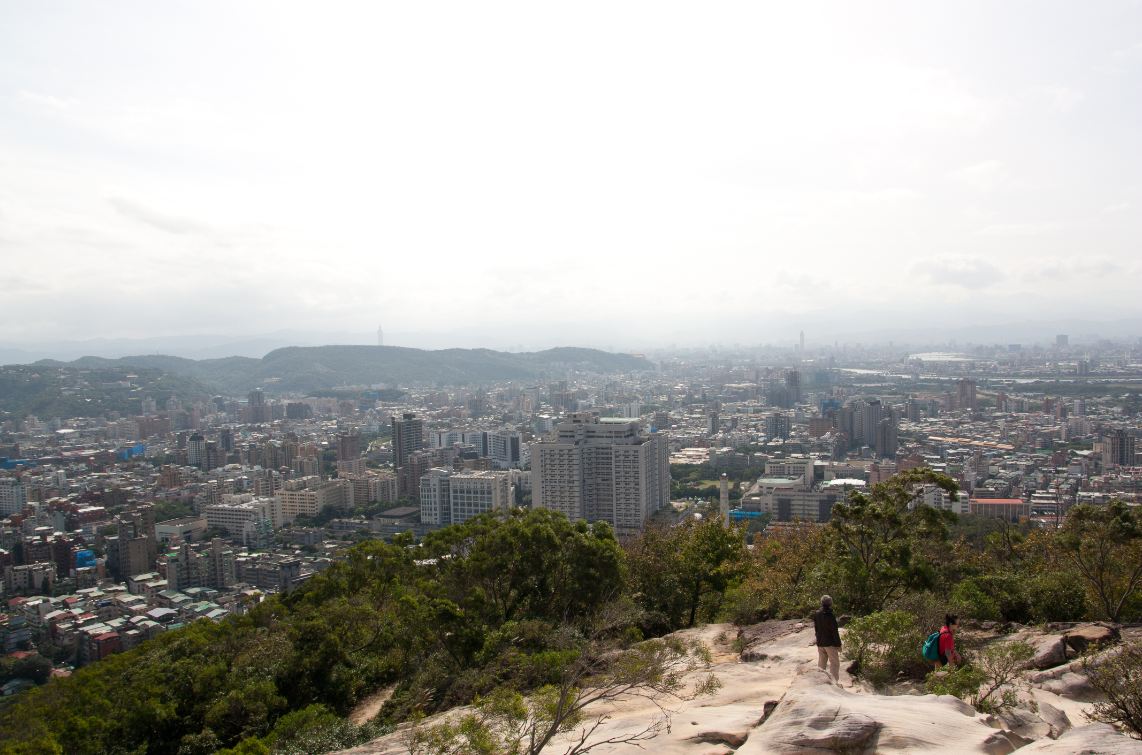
[[2, 1, 1141, 350]]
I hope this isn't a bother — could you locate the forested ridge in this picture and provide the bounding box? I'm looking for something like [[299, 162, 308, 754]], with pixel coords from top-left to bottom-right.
[[2, 470, 1140, 754]]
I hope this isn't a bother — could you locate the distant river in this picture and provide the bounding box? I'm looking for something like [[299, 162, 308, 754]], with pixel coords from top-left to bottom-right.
[[908, 352, 971, 362]]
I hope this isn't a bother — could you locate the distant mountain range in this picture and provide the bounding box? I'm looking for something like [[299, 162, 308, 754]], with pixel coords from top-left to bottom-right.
[[28, 345, 653, 396]]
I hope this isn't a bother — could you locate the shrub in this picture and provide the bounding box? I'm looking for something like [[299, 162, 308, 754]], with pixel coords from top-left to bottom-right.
[[926, 640, 1035, 714], [1084, 642, 1142, 738], [1027, 571, 1089, 622], [843, 610, 928, 686], [952, 575, 1031, 623]]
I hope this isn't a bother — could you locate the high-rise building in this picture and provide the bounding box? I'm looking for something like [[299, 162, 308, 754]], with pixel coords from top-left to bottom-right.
[[448, 470, 511, 524], [337, 431, 362, 462], [187, 433, 207, 469], [530, 413, 669, 536], [419, 468, 452, 526], [1104, 430, 1136, 468], [392, 413, 425, 467], [0, 477, 27, 516], [248, 389, 270, 423], [419, 468, 512, 527], [860, 399, 883, 448], [956, 379, 978, 412], [875, 418, 898, 458], [785, 369, 802, 404], [399, 450, 433, 503], [275, 477, 349, 524], [1056, 334, 1069, 348]]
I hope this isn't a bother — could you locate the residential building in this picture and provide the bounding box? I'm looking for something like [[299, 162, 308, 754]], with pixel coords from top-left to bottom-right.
[[530, 413, 669, 536]]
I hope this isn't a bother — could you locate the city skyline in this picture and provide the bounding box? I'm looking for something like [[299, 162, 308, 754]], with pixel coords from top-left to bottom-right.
[[2, 2, 1141, 349]]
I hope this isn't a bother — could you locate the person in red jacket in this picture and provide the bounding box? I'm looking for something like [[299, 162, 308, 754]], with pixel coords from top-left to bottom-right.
[[935, 614, 962, 668]]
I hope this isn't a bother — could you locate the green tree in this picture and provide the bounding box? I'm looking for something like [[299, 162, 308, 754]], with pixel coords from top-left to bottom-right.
[[626, 515, 746, 630], [827, 469, 959, 614], [1057, 501, 1142, 622]]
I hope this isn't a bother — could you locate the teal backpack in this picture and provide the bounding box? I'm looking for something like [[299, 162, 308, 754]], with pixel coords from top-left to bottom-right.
[[922, 629, 943, 661]]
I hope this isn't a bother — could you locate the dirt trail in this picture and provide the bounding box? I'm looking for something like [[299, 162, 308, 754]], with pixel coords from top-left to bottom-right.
[[349, 684, 396, 726]]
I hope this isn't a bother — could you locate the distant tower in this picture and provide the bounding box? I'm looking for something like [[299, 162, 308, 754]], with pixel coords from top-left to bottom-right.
[[799, 330, 805, 352], [719, 473, 730, 527], [377, 324, 384, 346]]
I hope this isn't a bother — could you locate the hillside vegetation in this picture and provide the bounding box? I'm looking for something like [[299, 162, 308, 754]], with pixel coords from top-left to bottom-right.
[[2, 471, 1140, 753]]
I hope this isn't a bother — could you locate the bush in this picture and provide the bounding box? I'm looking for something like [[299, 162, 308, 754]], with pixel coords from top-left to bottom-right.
[[843, 610, 929, 686], [1027, 571, 1089, 622], [1085, 642, 1142, 739], [952, 575, 1031, 623], [926, 640, 1035, 714]]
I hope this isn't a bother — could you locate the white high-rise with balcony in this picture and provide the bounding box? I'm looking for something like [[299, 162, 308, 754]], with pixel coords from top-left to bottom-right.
[[530, 413, 669, 536]]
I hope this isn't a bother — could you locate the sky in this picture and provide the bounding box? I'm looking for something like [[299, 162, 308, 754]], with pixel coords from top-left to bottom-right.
[[1, 1, 1141, 353]]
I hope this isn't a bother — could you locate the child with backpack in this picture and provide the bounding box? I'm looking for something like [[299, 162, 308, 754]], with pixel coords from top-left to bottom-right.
[[922, 614, 961, 669]]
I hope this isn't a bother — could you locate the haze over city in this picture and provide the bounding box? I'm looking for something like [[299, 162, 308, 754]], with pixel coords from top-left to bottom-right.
[[2, 1, 1142, 356]]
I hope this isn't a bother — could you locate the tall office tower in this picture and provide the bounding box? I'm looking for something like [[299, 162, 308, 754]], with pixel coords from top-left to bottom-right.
[[248, 389, 270, 423], [337, 431, 362, 461], [799, 330, 805, 352], [187, 432, 207, 469], [1072, 399, 1086, 417], [1105, 430, 1136, 468], [956, 379, 978, 411], [785, 369, 802, 404], [1056, 334, 1069, 348], [391, 413, 425, 468], [875, 418, 898, 458], [707, 411, 720, 436], [377, 324, 384, 346], [858, 399, 882, 448], [530, 413, 669, 537]]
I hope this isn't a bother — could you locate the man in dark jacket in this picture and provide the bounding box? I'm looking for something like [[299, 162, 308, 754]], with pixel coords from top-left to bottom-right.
[[812, 594, 842, 681]]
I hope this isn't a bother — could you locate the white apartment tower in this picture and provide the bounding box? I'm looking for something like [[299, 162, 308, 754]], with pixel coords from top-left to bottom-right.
[[530, 413, 669, 536], [419, 469, 511, 527]]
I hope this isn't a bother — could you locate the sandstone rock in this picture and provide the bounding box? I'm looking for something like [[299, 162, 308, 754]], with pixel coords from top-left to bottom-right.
[[1024, 634, 1070, 670], [1016, 722, 1142, 753], [685, 730, 750, 748], [934, 693, 976, 717], [1036, 671, 1097, 702], [1035, 701, 1072, 739], [997, 707, 1052, 742], [737, 668, 1014, 754], [1063, 623, 1120, 654], [980, 730, 1023, 755]]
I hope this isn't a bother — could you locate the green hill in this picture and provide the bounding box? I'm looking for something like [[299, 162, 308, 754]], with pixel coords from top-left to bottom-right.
[[27, 345, 652, 396]]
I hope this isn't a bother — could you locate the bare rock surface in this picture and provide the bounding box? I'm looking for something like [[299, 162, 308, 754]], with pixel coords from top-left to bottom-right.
[[1062, 623, 1120, 654], [333, 621, 1137, 755], [1016, 723, 1142, 753]]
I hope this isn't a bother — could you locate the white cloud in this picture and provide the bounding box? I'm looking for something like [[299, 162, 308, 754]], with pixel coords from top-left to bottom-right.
[[948, 160, 1010, 192]]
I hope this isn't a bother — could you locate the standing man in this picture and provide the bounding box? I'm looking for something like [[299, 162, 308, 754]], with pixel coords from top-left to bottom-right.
[[813, 595, 842, 682]]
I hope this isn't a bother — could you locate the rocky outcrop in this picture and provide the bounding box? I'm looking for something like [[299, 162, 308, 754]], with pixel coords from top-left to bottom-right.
[[1023, 634, 1071, 670], [739, 668, 1024, 754], [335, 621, 1139, 755], [1016, 622, 1122, 671], [1062, 623, 1119, 654], [1016, 723, 1142, 753]]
